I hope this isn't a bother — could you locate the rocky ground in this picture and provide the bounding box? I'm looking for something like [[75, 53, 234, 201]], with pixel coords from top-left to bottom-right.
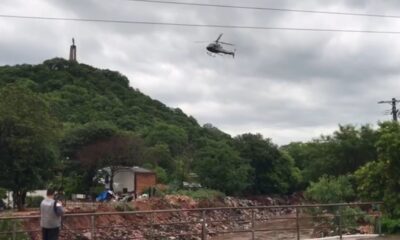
[[1, 194, 376, 240]]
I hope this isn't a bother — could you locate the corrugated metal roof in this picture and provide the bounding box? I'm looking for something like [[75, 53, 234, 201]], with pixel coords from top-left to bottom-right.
[[99, 166, 154, 174], [131, 166, 153, 173]]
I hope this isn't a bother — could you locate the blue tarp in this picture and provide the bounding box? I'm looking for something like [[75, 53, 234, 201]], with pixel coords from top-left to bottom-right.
[[96, 191, 110, 202]]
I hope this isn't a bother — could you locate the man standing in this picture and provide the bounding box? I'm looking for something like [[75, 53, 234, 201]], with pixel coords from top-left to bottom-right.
[[40, 188, 64, 240]]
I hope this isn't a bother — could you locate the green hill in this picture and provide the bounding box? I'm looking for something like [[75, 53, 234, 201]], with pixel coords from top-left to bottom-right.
[[0, 58, 299, 198], [0, 58, 199, 134]]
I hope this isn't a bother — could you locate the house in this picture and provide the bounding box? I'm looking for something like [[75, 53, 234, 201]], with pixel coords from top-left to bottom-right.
[[102, 166, 157, 197]]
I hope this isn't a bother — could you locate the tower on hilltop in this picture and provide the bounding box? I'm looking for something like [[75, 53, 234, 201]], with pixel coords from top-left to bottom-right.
[[69, 38, 77, 62]]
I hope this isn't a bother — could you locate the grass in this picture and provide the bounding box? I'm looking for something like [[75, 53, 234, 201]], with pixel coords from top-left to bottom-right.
[[0, 217, 29, 240], [173, 189, 225, 201]]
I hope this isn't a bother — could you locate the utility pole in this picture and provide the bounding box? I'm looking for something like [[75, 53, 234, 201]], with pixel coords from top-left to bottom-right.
[[378, 98, 400, 122]]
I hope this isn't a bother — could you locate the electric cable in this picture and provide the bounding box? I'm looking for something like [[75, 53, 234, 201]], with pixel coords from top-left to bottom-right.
[[125, 0, 400, 19], [1, 14, 400, 34]]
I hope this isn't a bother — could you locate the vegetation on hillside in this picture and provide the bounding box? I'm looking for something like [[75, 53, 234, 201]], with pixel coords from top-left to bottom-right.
[[0, 58, 399, 231], [0, 59, 297, 208]]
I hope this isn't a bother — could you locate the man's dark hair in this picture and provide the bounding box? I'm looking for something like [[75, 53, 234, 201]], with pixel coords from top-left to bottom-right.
[[46, 188, 55, 196]]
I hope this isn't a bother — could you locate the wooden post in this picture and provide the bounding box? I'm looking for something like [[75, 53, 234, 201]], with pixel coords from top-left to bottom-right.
[[202, 210, 207, 240], [338, 207, 342, 240], [149, 212, 155, 239], [91, 215, 96, 240], [377, 204, 382, 236], [12, 220, 16, 240], [296, 207, 300, 240], [230, 208, 234, 230], [251, 209, 255, 240]]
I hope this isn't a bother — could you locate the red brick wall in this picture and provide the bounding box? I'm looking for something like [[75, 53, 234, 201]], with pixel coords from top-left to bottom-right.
[[135, 173, 156, 196]]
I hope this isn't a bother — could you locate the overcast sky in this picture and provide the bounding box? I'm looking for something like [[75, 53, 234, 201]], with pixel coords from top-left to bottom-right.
[[2, 0, 400, 144]]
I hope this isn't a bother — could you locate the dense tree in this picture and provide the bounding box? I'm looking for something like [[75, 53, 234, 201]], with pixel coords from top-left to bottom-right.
[[331, 125, 378, 174], [4, 58, 391, 202], [354, 160, 385, 202], [60, 122, 119, 191], [374, 122, 400, 216], [61, 121, 118, 157], [292, 139, 336, 183], [0, 58, 201, 132], [174, 155, 193, 186], [194, 140, 251, 195], [152, 166, 168, 184], [201, 123, 232, 142], [280, 142, 310, 170], [0, 85, 59, 210], [77, 133, 144, 191], [143, 143, 174, 172], [234, 133, 301, 194], [144, 123, 188, 156], [285, 125, 378, 183]]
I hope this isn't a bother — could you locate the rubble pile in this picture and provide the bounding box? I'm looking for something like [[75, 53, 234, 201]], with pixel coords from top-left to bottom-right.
[[20, 194, 306, 240], [130, 196, 298, 239], [10, 192, 377, 239], [164, 195, 198, 209]]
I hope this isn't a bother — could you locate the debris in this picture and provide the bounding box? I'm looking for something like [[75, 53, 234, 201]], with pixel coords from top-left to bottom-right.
[[13, 195, 368, 239]]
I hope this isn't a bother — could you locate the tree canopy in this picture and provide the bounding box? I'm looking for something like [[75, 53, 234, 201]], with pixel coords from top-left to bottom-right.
[[194, 140, 252, 195], [0, 85, 59, 210], [1, 58, 398, 212]]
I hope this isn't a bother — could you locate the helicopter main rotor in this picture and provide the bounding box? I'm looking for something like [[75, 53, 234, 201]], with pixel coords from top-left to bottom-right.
[[214, 33, 234, 46]]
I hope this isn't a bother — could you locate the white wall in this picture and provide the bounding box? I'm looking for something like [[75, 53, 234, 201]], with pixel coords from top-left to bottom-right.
[[2, 190, 46, 208], [113, 170, 135, 193]]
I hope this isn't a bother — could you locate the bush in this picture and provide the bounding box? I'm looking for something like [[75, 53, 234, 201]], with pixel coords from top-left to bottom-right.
[[381, 217, 400, 233], [340, 207, 373, 230], [113, 202, 136, 212], [0, 218, 28, 240], [142, 186, 165, 197], [306, 205, 372, 236], [25, 196, 44, 208], [354, 161, 385, 201], [89, 185, 105, 198], [305, 175, 355, 203], [0, 188, 6, 210], [0, 188, 6, 199], [154, 166, 168, 184], [174, 189, 225, 201]]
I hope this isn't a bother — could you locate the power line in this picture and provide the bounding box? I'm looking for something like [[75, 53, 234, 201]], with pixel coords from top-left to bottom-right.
[[126, 0, 400, 19], [2, 14, 400, 34]]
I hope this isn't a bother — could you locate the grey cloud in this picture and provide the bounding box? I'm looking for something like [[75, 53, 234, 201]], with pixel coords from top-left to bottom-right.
[[1, 0, 400, 144]]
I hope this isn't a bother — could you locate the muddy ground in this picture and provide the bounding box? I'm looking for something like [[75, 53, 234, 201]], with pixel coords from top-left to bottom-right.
[[213, 215, 313, 240]]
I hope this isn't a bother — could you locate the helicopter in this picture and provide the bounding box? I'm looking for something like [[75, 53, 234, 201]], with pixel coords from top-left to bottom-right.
[[204, 34, 236, 58]]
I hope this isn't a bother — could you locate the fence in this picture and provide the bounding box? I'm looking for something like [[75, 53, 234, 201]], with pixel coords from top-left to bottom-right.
[[0, 202, 382, 240], [63, 201, 101, 211]]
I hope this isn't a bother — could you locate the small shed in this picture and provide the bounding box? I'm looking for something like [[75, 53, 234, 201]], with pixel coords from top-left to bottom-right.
[[103, 166, 156, 197]]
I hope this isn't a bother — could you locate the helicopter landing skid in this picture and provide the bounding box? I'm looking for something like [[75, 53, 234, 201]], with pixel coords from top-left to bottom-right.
[[207, 52, 216, 57]]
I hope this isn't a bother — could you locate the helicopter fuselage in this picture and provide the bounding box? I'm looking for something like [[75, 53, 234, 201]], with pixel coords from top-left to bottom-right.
[[207, 43, 235, 57]]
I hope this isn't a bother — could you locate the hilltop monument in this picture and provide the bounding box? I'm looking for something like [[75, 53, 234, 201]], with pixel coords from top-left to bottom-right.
[[69, 38, 77, 62]]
